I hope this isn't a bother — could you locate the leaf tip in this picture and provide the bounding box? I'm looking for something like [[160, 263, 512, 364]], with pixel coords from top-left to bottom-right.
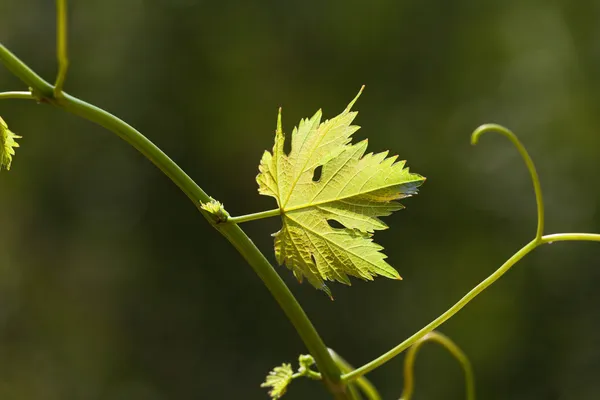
[[345, 86, 365, 111], [321, 284, 333, 300], [277, 107, 283, 135]]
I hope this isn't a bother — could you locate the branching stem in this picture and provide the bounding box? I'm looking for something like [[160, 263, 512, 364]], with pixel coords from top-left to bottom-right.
[[343, 125, 600, 384], [342, 238, 539, 382], [329, 349, 382, 400], [0, 44, 54, 98], [3, 2, 600, 396]]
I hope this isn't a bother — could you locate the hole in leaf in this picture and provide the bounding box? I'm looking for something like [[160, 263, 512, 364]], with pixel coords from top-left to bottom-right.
[[310, 254, 317, 265], [283, 134, 292, 155], [312, 165, 323, 182], [327, 219, 345, 229]]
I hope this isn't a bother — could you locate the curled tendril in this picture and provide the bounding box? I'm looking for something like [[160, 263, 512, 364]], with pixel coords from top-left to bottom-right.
[[471, 124, 545, 240], [399, 331, 475, 400]]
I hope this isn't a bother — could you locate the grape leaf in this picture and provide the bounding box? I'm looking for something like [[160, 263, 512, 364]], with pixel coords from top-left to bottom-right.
[[260, 363, 294, 399], [256, 87, 425, 296], [0, 116, 21, 171]]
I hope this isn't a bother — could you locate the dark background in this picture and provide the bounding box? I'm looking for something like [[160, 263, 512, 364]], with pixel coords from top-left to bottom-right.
[[1, 1, 600, 399]]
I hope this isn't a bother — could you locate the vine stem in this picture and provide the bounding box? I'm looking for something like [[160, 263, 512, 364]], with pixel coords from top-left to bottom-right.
[[329, 349, 382, 400], [0, 44, 54, 98], [343, 122, 598, 384], [343, 238, 538, 382], [0, 31, 349, 400], [54, 0, 68, 97], [5, 3, 600, 395], [228, 208, 281, 224], [541, 233, 600, 243], [400, 331, 474, 400], [342, 233, 600, 383]]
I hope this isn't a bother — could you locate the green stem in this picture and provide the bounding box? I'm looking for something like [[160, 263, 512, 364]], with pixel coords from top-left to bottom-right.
[[0, 44, 54, 98], [342, 238, 539, 382], [329, 349, 381, 400], [541, 233, 600, 243], [344, 231, 600, 383], [54, 0, 68, 97], [228, 208, 281, 224], [343, 127, 598, 383], [0, 42, 348, 397], [0, 91, 35, 100], [59, 93, 211, 206], [471, 124, 545, 239], [214, 223, 345, 394], [400, 331, 475, 400]]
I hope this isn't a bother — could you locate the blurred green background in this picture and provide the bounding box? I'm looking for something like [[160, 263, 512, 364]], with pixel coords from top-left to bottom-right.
[[1, 0, 600, 399]]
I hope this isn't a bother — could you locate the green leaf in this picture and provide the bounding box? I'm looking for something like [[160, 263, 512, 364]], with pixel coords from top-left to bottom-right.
[[256, 87, 425, 295], [261, 363, 294, 399], [0, 116, 21, 171]]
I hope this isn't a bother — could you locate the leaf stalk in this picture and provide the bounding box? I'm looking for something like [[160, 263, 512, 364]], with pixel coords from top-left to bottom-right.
[[228, 208, 281, 224]]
